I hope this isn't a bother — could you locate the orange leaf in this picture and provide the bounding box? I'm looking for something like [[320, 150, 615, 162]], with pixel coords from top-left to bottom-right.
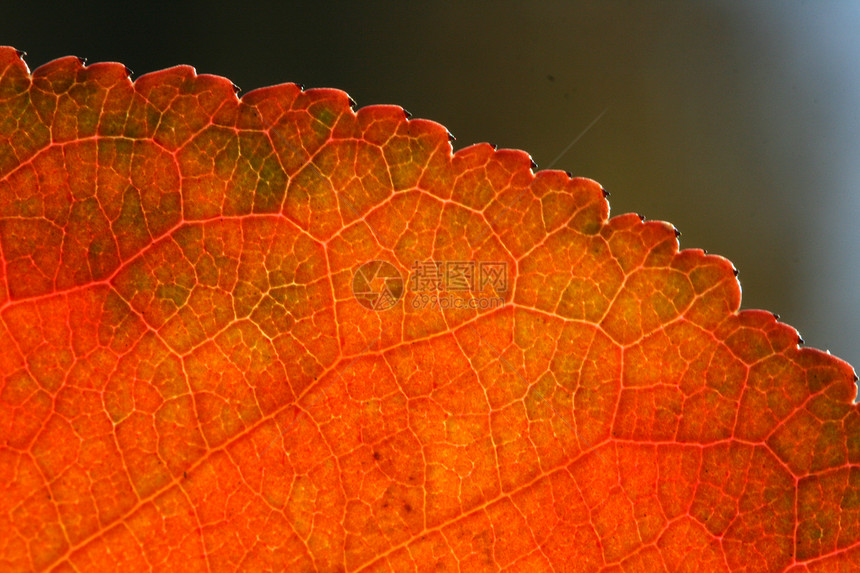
[[1, 48, 858, 572]]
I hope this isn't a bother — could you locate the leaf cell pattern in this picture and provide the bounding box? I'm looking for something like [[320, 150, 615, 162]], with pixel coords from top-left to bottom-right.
[[0, 48, 858, 572]]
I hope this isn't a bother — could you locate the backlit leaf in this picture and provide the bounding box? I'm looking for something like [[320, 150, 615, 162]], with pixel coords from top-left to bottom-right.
[[1, 48, 858, 572]]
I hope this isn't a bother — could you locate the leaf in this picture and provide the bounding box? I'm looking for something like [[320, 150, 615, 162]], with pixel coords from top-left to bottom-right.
[[0, 47, 858, 572]]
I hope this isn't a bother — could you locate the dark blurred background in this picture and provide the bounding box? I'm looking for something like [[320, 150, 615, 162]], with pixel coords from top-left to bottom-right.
[[3, 2, 859, 378]]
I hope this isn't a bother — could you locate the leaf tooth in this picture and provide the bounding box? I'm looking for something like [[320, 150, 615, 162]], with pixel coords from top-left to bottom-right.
[[402, 107, 412, 119]]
